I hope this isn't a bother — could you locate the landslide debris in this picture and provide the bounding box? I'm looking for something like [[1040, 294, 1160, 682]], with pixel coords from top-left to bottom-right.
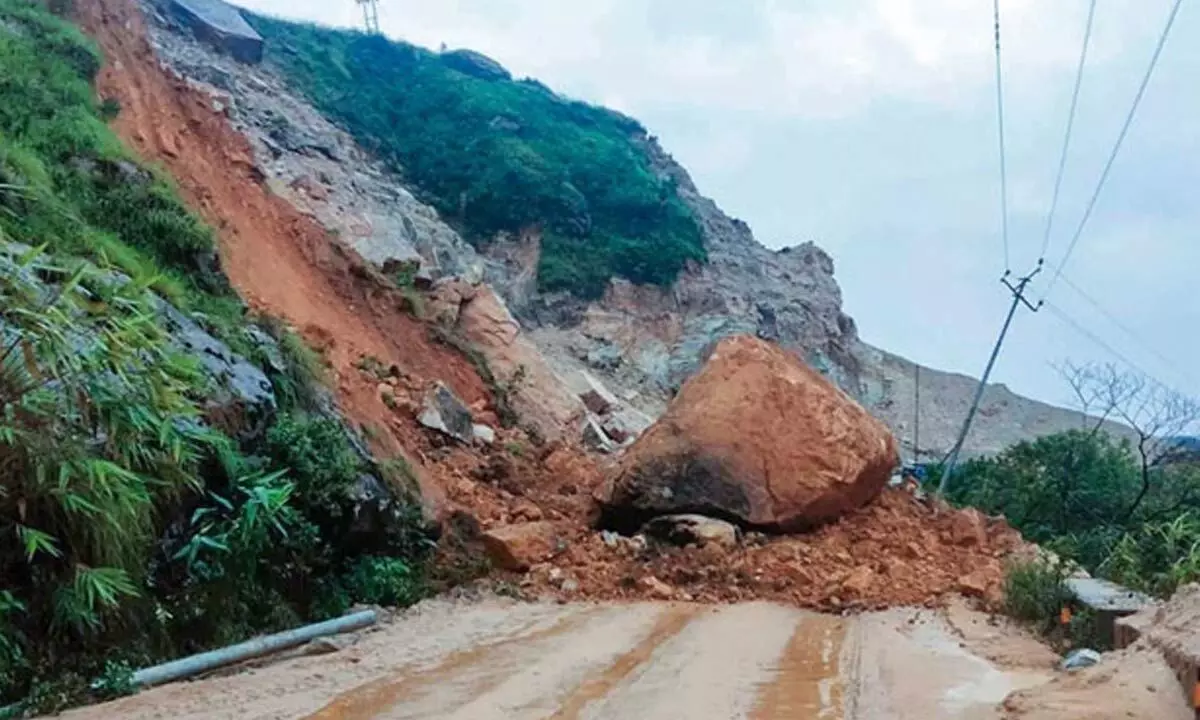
[[83, 0, 1029, 617], [599, 335, 899, 533]]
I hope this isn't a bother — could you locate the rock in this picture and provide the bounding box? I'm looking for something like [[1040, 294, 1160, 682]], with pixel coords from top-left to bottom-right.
[[601, 407, 655, 446], [643, 514, 740, 549], [417, 382, 474, 444], [561, 578, 580, 593], [577, 370, 619, 416], [956, 570, 991, 598], [426, 277, 476, 326], [303, 635, 353, 656], [456, 286, 586, 441], [581, 416, 616, 453], [948, 507, 989, 547], [513, 501, 544, 522], [638, 575, 676, 600], [601, 336, 899, 532], [841, 566, 876, 598], [1061, 649, 1102, 671], [167, 0, 263, 64], [153, 297, 275, 439], [472, 424, 496, 445], [600, 531, 621, 548], [482, 522, 568, 571]]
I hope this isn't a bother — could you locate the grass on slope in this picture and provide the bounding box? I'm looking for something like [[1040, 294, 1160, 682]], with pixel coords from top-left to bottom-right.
[[0, 2, 430, 711], [246, 15, 706, 299]]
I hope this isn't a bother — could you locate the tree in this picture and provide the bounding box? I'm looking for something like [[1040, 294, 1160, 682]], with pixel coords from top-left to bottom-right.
[[1058, 362, 1200, 521]]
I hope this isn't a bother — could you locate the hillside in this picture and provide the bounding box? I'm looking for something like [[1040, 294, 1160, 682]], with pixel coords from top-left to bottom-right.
[[133, 1, 1118, 459]]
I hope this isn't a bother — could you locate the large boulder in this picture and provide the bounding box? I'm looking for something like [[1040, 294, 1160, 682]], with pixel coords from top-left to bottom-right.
[[600, 335, 898, 532]]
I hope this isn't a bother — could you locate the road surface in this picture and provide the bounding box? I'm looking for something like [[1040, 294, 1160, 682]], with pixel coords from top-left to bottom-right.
[[60, 599, 1057, 720]]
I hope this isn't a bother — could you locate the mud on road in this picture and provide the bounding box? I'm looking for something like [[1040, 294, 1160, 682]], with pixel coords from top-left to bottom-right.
[[60, 599, 1056, 720]]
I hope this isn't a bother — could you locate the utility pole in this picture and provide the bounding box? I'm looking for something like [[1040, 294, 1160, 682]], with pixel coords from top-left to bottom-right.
[[355, 0, 380, 34], [914, 363, 921, 464], [937, 263, 1043, 495]]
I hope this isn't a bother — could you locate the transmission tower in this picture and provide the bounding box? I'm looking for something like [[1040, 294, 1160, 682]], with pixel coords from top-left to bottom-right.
[[355, 0, 380, 34]]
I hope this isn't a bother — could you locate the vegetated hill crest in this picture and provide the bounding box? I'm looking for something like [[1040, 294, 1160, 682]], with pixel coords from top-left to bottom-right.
[[155, 0, 1118, 458]]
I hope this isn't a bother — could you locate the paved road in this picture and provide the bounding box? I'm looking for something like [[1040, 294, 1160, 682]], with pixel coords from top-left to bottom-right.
[[60, 600, 1054, 720]]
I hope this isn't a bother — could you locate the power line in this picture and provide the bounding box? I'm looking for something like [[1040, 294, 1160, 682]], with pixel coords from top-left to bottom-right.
[[1058, 272, 1195, 386], [1043, 0, 1186, 300], [1039, 0, 1098, 262], [992, 0, 1012, 272], [1043, 300, 1162, 384]]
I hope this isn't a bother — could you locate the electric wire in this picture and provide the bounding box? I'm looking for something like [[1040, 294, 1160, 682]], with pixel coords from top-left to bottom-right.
[[1043, 0, 1186, 300], [1039, 0, 1098, 262], [992, 0, 1012, 272]]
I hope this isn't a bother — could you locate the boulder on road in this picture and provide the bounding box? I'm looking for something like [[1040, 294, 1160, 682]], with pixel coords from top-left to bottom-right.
[[599, 335, 898, 532], [482, 521, 568, 571]]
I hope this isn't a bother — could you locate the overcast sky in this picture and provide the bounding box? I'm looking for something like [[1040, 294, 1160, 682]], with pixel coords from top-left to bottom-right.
[[235, 0, 1200, 410]]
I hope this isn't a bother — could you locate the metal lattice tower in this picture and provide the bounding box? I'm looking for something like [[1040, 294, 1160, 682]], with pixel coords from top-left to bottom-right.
[[355, 0, 380, 34]]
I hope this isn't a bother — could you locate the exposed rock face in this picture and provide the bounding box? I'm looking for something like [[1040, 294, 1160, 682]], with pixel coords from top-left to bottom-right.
[[166, 0, 262, 63], [141, 6, 1127, 461], [141, 7, 482, 284], [455, 285, 586, 441], [601, 336, 898, 532]]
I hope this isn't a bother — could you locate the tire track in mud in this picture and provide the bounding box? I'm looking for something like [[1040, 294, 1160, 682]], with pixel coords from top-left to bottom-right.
[[547, 604, 703, 719], [751, 613, 849, 719], [302, 607, 605, 720]]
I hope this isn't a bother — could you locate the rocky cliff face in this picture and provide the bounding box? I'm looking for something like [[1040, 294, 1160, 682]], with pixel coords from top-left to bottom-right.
[[142, 1, 1111, 458]]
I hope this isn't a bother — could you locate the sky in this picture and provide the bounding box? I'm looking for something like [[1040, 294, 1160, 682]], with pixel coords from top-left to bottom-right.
[[235, 0, 1200, 410]]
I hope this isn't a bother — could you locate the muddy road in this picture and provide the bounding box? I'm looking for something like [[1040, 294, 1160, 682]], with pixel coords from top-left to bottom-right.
[[59, 599, 1058, 720]]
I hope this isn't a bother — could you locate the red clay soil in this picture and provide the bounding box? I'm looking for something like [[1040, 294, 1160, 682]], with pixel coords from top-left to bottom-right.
[[74, 0, 487, 469], [76, 0, 1025, 613]]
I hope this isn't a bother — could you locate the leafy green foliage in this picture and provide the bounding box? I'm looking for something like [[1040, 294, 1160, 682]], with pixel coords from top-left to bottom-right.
[[950, 430, 1200, 600], [344, 557, 422, 607], [246, 16, 706, 298], [0, 2, 434, 711]]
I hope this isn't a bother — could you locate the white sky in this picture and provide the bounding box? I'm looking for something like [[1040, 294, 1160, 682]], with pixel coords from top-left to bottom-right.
[[234, 0, 1200, 409]]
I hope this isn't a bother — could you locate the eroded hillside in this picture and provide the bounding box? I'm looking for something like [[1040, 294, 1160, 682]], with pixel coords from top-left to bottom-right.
[[135, 0, 1124, 460]]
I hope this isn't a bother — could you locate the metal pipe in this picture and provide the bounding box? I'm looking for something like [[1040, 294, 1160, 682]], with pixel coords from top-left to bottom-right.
[[132, 610, 378, 688]]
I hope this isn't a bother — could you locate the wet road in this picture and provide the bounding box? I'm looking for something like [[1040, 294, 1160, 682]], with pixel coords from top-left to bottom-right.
[[59, 600, 1053, 720]]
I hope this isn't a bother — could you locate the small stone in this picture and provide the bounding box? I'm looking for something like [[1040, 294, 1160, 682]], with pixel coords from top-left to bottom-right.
[[561, 579, 580, 593], [841, 566, 875, 598], [600, 530, 621, 548], [473, 424, 496, 445], [638, 575, 676, 600], [304, 636, 351, 656]]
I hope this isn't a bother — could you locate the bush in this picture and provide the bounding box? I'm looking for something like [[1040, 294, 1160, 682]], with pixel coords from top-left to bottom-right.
[[0, 2, 435, 710], [245, 15, 706, 299]]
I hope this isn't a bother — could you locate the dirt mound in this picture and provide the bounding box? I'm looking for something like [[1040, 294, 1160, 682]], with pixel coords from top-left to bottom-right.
[[601, 335, 898, 533], [509, 488, 1021, 611]]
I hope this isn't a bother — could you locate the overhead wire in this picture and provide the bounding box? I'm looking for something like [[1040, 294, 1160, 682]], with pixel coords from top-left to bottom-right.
[[1058, 272, 1197, 387], [1039, 0, 1098, 262], [1042, 0, 1186, 301], [1042, 301, 1162, 384], [991, 0, 1012, 272]]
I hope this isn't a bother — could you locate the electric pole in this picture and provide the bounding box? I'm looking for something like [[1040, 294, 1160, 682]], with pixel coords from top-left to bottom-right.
[[355, 0, 380, 34], [937, 263, 1043, 495], [914, 363, 921, 464]]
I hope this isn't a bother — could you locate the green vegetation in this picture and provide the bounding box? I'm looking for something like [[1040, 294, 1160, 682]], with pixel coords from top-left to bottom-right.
[[245, 15, 706, 299], [0, 2, 431, 712], [948, 428, 1200, 600]]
